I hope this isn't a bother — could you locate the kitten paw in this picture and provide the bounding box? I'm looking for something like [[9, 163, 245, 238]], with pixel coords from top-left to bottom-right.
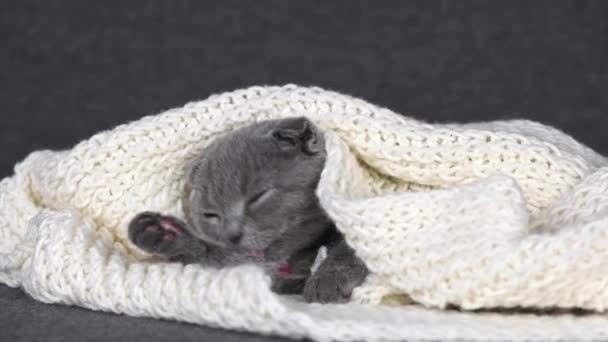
[[128, 212, 189, 256], [303, 268, 358, 304]]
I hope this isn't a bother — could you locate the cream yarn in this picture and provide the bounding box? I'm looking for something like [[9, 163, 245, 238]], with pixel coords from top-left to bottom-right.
[[2, 84, 608, 341]]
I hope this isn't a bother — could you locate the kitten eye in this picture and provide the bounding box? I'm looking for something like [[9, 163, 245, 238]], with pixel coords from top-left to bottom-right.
[[202, 212, 220, 222], [248, 189, 273, 208]]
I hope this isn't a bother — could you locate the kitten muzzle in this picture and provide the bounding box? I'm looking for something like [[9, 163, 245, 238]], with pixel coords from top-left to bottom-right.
[[249, 249, 291, 277]]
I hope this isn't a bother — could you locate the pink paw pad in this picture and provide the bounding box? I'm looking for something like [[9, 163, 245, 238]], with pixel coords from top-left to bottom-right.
[[162, 232, 176, 241], [159, 218, 184, 234], [145, 225, 160, 232]]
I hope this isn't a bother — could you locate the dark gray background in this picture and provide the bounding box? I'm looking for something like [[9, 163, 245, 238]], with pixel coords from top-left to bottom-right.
[[1, 1, 607, 341]]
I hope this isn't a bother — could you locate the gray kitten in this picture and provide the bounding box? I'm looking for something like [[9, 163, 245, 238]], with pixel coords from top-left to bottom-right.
[[128, 117, 369, 303]]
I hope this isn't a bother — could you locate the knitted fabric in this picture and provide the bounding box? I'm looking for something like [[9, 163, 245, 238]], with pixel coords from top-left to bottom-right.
[[1, 85, 608, 341]]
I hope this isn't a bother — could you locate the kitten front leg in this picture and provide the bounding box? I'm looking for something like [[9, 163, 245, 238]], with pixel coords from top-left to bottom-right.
[[303, 239, 369, 303], [128, 212, 207, 261]]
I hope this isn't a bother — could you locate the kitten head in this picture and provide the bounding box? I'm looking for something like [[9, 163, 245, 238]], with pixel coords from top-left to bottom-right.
[[183, 117, 328, 253]]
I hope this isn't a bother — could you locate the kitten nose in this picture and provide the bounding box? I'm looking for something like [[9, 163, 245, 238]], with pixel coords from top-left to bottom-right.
[[227, 231, 243, 245]]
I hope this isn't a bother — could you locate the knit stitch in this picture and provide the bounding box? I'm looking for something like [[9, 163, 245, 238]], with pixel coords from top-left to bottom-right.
[[1, 85, 608, 341]]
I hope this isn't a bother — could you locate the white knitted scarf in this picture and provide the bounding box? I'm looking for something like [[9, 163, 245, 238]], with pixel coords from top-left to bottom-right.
[[2, 85, 608, 341]]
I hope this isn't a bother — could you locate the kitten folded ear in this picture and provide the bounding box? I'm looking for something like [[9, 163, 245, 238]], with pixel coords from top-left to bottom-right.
[[271, 117, 322, 155]]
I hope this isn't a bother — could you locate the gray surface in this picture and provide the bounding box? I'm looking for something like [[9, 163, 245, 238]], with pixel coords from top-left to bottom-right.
[[1, 1, 607, 341], [0, 284, 299, 342]]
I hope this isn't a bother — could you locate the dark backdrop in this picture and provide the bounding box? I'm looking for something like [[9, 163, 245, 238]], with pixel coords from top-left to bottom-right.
[[2, 1, 608, 179], [1, 1, 607, 341]]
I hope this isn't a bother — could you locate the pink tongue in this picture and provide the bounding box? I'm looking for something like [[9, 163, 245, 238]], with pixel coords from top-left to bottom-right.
[[252, 249, 265, 259]]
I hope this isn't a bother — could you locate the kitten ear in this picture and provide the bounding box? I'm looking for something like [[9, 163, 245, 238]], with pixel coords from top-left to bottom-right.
[[271, 117, 322, 155]]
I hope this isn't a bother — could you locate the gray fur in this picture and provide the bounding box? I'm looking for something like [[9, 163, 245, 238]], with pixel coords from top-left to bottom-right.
[[128, 117, 369, 303]]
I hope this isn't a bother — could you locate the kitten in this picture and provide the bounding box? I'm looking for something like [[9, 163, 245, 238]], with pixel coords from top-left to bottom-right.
[[128, 117, 369, 303]]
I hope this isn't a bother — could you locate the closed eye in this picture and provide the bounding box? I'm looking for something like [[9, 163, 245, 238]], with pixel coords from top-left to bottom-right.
[[202, 212, 220, 223], [247, 189, 274, 208]]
